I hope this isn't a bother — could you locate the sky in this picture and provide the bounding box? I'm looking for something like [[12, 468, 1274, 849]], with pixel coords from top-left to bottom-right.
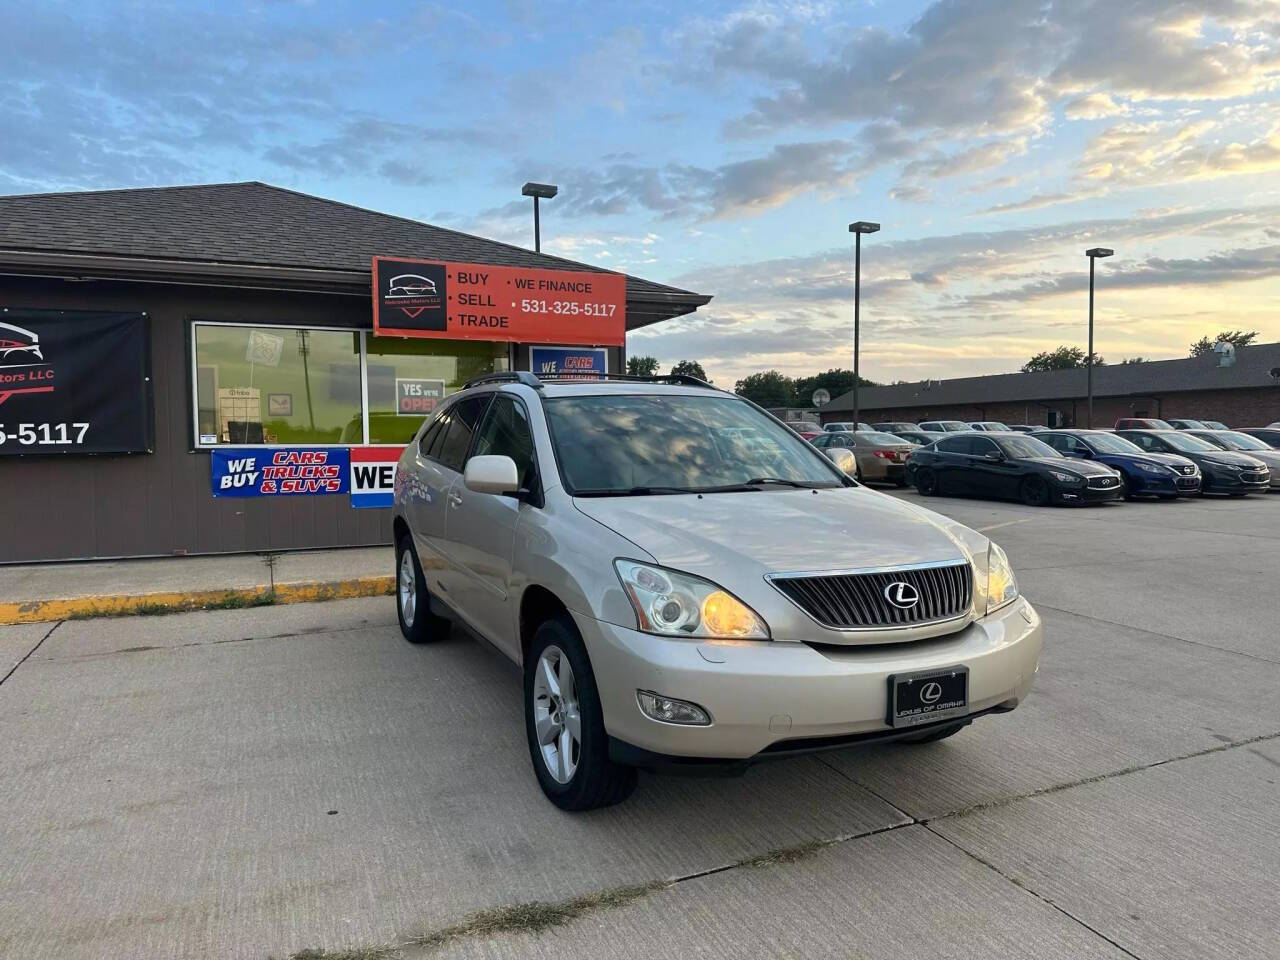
[[2, 0, 1279, 386]]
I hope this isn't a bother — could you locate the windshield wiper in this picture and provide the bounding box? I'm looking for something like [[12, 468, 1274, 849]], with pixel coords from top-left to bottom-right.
[[573, 486, 699, 497], [742, 477, 822, 488]]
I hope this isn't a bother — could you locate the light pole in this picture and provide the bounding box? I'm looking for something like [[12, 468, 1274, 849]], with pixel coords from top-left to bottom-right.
[[849, 221, 880, 428], [521, 182, 558, 252], [1084, 247, 1113, 428]]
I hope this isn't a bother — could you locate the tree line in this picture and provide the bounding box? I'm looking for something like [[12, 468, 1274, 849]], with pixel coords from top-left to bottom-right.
[[1021, 330, 1259, 372]]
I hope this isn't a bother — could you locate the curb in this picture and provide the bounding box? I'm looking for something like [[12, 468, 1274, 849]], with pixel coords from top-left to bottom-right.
[[0, 576, 395, 625]]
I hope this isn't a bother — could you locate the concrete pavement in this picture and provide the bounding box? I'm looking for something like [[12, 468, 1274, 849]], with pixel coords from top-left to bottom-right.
[[0, 491, 1277, 959]]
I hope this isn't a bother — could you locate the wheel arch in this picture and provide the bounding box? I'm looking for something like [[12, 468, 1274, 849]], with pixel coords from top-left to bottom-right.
[[519, 584, 573, 666]]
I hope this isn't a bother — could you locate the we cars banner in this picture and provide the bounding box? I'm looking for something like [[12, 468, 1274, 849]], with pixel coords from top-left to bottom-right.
[[0, 308, 152, 455], [349, 446, 403, 508], [530, 346, 607, 380], [372, 257, 626, 346], [211, 447, 350, 497]]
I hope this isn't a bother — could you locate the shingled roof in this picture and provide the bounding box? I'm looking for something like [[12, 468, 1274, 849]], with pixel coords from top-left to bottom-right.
[[825, 342, 1280, 412], [0, 181, 710, 329]]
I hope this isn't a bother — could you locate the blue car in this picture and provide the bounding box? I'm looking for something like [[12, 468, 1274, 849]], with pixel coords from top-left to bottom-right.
[[1032, 429, 1201, 499]]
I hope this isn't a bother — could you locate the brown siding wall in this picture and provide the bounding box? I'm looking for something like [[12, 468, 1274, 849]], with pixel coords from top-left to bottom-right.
[[825, 387, 1280, 430], [1, 276, 391, 563]]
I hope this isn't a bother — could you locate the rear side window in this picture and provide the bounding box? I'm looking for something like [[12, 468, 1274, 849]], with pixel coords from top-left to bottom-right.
[[436, 395, 491, 472], [936, 436, 972, 454]]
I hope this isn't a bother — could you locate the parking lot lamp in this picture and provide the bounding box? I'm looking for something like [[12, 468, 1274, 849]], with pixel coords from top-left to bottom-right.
[[522, 182, 558, 253], [849, 222, 880, 428], [1085, 247, 1114, 428]]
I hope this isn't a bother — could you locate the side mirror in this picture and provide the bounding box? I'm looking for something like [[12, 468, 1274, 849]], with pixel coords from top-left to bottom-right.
[[985, 450, 1004, 461], [828, 447, 858, 476], [463, 455, 519, 496]]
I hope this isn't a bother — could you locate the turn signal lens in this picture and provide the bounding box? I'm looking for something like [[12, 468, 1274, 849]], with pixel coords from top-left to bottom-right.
[[701, 590, 761, 638], [985, 541, 1019, 615]]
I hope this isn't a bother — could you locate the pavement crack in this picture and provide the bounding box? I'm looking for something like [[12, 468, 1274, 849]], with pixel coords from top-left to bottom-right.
[[930, 727, 1280, 823], [1030, 601, 1280, 666], [922, 823, 1148, 960], [0, 619, 61, 687]]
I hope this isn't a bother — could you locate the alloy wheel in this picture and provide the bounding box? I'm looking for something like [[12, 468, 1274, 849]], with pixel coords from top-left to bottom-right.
[[398, 549, 417, 625], [532, 644, 581, 784]]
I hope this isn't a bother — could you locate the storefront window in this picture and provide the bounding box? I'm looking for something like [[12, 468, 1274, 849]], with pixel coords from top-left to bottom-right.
[[192, 323, 508, 447], [365, 334, 507, 444]]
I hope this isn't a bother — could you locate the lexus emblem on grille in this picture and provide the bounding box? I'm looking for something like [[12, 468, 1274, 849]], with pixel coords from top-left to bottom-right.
[[920, 681, 943, 704], [884, 581, 920, 609]]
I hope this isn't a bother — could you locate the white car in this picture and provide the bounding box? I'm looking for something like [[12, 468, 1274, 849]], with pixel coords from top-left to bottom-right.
[[393, 373, 1042, 809]]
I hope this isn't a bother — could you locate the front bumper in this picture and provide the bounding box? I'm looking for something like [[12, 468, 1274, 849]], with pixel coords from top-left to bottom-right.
[[1133, 470, 1200, 496], [574, 596, 1042, 762], [1204, 470, 1272, 492], [1052, 481, 1122, 504]]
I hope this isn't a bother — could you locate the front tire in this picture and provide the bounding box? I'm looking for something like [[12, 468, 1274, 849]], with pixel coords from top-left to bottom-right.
[[524, 616, 637, 811], [1020, 475, 1050, 507], [916, 468, 939, 496], [396, 534, 446, 644]]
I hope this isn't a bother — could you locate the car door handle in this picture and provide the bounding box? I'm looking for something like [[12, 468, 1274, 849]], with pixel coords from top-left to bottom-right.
[[449, 493, 463, 508]]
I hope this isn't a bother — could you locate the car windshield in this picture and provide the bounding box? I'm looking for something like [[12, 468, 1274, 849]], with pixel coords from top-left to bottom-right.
[[980, 422, 1010, 430], [996, 435, 1059, 459], [1212, 431, 1271, 451], [544, 393, 845, 494], [861, 431, 906, 444], [1085, 433, 1143, 455], [1159, 432, 1218, 452]]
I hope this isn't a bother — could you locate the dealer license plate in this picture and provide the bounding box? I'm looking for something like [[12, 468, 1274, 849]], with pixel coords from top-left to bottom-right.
[[888, 666, 969, 728]]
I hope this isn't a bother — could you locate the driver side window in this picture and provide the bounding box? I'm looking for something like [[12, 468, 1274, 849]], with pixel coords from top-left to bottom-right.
[[971, 436, 999, 457], [471, 396, 537, 489]]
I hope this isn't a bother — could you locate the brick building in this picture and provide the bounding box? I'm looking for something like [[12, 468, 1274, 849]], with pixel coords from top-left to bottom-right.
[[820, 343, 1280, 429]]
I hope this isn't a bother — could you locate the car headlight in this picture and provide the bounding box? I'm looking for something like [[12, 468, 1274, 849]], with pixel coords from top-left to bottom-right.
[[985, 542, 1019, 615], [1209, 461, 1242, 472], [614, 560, 769, 639], [1135, 462, 1169, 475], [1049, 470, 1082, 484]]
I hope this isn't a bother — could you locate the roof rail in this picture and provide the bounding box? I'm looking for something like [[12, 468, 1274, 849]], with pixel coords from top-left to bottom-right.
[[463, 371, 718, 390], [462, 371, 544, 390], [536, 372, 717, 388]]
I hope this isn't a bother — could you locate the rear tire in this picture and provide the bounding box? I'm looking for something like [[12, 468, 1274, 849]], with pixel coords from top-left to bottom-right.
[[898, 721, 969, 744], [916, 468, 939, 496], [1019, 476, 1050, 507], [524, 616, 637, 811], [396, 534, 447, 644]]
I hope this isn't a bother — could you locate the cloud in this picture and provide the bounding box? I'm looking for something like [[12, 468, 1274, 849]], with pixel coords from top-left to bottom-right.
[[636, 204, 1280, 384], [687, 0, 1280, 141], [1064, 93, 1129, 119]]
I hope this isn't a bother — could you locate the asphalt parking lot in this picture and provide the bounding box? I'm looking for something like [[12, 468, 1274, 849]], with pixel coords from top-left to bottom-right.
[[2, 491, 1278, 960]]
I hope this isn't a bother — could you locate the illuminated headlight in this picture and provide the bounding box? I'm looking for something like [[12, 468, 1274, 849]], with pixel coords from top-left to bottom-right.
[[985, 542, 1019, 615], [1049, 470, 1082, 484], [614, 560, 770, 639], [1135, 462, 1170, 475]]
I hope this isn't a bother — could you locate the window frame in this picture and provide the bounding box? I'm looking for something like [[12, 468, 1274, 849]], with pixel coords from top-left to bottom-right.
[[468, 393, 544, 506], [188, 320, 506, 450]]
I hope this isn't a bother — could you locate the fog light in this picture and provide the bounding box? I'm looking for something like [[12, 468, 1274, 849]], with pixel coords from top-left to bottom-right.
[[637, 690, 711, 725]]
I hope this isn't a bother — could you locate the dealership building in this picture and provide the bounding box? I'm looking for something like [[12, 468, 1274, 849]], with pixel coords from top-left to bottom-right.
[[0, 182, 709, 564], [821, 343, 1280, 430]]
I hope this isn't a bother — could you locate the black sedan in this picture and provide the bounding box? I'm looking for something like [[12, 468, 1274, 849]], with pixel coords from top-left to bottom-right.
[[910, 432, 1123, 506], [1116, 430, 1271, 495]]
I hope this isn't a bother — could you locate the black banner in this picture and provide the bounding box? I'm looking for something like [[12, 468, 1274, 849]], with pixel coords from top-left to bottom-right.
[[0, 309, 153, 455]]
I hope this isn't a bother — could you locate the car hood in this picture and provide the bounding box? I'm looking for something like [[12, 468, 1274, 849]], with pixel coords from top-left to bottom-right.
[[1097, 451, 1195, 470], [1025, 457, 1115, 476], [1195, 450, 1269, 468], [573, 486, 970, 581]]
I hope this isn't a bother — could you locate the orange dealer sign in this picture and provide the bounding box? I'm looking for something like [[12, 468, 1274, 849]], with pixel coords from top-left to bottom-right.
[[372, 256, 627, 346]]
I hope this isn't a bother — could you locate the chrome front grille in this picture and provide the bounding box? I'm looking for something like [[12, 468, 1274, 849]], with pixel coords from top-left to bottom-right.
[[769, 562, 973, 630]]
